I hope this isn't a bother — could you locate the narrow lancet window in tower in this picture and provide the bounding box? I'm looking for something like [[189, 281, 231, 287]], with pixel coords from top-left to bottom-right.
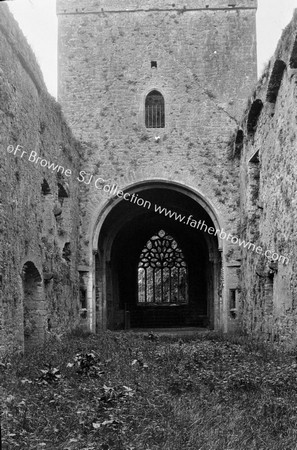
[[145, 90, 165, 128]]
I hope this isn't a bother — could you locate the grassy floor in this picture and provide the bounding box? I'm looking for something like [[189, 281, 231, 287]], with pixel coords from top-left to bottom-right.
[[1, 330, 297, 449]]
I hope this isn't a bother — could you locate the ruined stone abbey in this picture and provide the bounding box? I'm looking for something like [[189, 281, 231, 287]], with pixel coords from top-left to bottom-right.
[[1, 0, 297, 353]]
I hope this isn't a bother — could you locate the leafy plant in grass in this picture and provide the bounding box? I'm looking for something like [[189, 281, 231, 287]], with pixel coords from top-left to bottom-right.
[[68, 351, 105, 378], [37, 364, 61, 385]]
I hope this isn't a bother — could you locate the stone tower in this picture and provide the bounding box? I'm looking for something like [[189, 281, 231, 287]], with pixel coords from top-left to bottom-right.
[[57, 0, 257, 332]]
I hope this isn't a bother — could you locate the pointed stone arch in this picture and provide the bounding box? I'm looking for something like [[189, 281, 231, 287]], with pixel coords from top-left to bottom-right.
[[89, 180, 225, 332], [22, 261, 47, 351], [247, 100, 263, 135], [266, 60, 286, 104]]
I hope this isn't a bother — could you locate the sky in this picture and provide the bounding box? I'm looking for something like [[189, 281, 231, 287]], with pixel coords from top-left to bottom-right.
[[5, 0, 297, 98]]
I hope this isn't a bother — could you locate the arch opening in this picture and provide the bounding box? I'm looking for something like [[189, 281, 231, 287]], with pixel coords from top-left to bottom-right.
[[247, 99, 263, 135], [266, 60, 286, 104], [95, 185, 222, 330], [41, 179, 51, 195], [58, 183, 69, 199], [22, 262, 46, 351]]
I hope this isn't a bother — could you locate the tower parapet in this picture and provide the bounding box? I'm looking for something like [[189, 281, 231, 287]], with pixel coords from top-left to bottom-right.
[[57, 0, 257, 15]]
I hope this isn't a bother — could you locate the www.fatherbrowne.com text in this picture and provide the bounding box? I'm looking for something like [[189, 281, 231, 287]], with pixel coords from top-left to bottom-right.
[[6, 145, 290, 266]]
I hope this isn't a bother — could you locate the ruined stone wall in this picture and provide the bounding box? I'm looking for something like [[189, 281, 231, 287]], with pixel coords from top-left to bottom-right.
[[57, 0, 257, 331], [239, 10, 297, 347], [0, 5, 81, 353]]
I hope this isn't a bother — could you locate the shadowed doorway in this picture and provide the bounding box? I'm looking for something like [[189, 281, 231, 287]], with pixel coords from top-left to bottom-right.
[[95, 184, 221, 330]]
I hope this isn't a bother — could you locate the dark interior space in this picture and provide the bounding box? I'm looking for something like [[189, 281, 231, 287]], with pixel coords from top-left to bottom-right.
[[98, 187, 218, 329]]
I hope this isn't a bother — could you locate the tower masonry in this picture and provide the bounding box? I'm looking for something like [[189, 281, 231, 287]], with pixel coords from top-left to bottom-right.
[[57, 0, 257, 332]]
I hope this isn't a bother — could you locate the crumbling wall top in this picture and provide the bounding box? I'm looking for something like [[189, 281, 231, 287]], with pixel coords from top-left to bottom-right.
[[57, 0, 257, 15], [0, 4, 46, 93]]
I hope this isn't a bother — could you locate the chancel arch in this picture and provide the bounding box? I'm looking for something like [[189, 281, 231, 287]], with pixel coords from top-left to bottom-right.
[[91, 181, 224, 331]]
